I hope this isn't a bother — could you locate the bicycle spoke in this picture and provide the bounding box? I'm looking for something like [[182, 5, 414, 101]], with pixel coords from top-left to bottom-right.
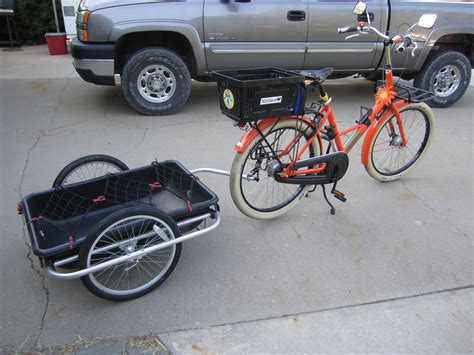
[[371, 108, 429, 176], [240, 126, 313, 212], [86, 215, 176, 297]]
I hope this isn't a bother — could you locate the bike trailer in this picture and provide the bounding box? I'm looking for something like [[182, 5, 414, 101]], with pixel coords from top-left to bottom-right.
[[18, 159, 220, 300]]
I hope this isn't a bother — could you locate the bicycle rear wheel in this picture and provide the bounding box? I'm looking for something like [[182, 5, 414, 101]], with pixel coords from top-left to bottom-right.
[[366, 102, 434, 182], [230, 118, 320, 220]]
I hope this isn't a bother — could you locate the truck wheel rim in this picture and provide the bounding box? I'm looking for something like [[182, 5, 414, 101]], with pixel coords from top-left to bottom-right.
[[433, 65, 461, 97], [137, 65, 176, 103]]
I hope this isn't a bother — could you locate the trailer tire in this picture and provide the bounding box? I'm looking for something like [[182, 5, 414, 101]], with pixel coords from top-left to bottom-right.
[[53, 154, 129, 187], [79, 207, 181, 301]]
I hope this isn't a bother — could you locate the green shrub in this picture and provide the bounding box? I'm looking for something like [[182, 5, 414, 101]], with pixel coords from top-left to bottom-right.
[[14, 0, 65, 43]]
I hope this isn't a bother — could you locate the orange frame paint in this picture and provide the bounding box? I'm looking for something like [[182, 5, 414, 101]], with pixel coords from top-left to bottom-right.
[[235, 68, 409, 178]]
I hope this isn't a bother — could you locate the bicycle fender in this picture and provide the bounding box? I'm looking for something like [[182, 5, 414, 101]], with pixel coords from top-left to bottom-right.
[[235, 117, 317, 153], [360, 101, 406, 166]]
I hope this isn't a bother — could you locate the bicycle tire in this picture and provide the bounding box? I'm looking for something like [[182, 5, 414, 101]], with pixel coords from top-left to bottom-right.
[[365, 102, 434, 182], [230, 118, 321, 220], [53, 154, 129, 187]]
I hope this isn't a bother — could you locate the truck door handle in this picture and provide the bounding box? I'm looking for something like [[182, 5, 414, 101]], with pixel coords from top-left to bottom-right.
[[357, 12, 375, 22], [287, 10, 306, 22]]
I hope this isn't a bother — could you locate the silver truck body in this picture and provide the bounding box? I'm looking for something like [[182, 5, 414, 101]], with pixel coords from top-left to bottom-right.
[[71, 0, 473, 113]]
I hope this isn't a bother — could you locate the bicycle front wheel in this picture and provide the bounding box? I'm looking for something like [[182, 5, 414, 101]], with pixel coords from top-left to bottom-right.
[[366, 102, 434, 182], [230, 118, 320, 220]]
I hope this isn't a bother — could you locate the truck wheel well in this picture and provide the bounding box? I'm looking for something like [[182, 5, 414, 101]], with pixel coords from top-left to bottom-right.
[[432, 33, 473, 65], [115, 31, 196, 75]]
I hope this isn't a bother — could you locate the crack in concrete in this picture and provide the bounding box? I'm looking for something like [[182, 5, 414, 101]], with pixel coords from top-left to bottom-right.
[[49, 79, 70, 129], [163, 284, 474, 336], [121, 128, 149, 157], [400, 180, 471, 238], [16, 80, 70, 350], [18, 132, 51, 350], [43, 118, 93, 135]]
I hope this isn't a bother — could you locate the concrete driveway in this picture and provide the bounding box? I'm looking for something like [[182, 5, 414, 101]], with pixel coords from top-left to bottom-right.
[[0, 46, 472, 353]]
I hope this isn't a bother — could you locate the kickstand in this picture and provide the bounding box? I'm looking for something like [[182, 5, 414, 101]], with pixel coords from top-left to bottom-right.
[[305, 184, 318, 197], [321, 185, 336, 215]]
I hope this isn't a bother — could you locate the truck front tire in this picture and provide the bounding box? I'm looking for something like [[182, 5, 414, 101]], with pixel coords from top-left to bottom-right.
[[122, 47, 191, 116], [414, 51, 471, 108]]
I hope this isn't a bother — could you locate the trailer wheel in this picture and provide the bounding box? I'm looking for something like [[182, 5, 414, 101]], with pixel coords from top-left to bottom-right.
[[78, 207, 181, 301], [53, 154, 129, 187]]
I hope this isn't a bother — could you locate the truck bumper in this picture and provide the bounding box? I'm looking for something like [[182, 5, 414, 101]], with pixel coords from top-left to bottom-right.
[[71, 38, 116, 86]]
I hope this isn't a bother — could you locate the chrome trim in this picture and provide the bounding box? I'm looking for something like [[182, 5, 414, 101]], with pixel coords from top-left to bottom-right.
[[211, 48, 306, 54], [114, 74, 121, 85], [308, 48, 374, 53], [47, 212, 221, 280], [73, 58, 114, 77]]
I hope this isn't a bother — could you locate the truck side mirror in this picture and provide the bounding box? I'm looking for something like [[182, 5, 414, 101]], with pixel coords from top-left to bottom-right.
[[418, 14, 437, 29]]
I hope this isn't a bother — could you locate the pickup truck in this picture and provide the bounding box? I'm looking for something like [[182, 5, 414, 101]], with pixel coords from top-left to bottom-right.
[[71, 0, 473, 115]]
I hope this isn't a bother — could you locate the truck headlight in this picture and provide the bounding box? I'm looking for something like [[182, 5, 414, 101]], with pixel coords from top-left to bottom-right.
[[76, 10, 91, 41]]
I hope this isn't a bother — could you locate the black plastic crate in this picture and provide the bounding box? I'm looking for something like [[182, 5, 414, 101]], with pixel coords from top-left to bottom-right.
[[22, 161, 219, 258], [213, 68, 306, 122]]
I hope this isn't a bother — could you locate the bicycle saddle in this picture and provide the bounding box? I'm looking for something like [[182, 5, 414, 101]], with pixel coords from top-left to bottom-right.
[[299, 67, 334, 83]]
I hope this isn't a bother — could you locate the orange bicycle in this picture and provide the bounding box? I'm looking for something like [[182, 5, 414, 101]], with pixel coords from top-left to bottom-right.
[[214, 3, 437, 219]]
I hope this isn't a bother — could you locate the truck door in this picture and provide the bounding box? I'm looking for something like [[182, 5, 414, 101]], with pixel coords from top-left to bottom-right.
[[305, 0, 387, 71], [204, 0, 309, 72]]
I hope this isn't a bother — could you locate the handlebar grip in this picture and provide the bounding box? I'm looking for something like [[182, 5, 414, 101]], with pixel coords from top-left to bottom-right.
[[396, 36, 412, 53], [337, 26, 359, 34]]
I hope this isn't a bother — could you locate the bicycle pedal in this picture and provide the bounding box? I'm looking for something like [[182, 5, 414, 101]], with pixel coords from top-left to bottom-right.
[[331, 188, 347, 202]]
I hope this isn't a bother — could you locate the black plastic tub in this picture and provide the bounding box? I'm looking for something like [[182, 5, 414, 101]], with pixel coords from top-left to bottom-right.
[[213, 68, 306, 122], [21, 161, 218, 258]]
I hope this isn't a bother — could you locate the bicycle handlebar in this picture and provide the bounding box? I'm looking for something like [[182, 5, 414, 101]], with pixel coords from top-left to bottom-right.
[[396, 36, 413, 53], [337, 26, 360, 34], [338, 24, 417, 55]]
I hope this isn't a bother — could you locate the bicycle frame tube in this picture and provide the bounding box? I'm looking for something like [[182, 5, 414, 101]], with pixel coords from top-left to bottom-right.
[[234, 57, 410, 173], [360, 100, 406, 165], [234, 116, 318, 153]]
